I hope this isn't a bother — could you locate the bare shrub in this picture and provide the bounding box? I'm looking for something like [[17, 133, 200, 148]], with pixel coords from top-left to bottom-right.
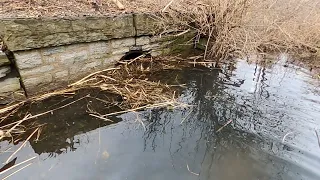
[[146, 0, 320, 62]]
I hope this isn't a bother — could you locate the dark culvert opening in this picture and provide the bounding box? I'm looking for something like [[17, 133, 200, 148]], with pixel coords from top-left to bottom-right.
[[120, 50, 150, 61]]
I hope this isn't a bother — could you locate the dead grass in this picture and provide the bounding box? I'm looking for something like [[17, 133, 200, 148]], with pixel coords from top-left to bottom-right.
[[152, 0, 320, 62], [0, 57, 189, 141]]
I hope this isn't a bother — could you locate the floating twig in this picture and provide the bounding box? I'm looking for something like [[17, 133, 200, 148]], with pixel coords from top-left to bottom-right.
[[0, 156, 36, 175], [282, 132, 293, 143], [187, 164, 199, 176], [2, 163, 32, 180], [6, 128, 39, 163], [216, 119, 232, 133]]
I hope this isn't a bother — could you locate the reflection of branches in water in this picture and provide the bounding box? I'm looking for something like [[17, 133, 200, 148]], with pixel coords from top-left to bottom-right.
[[141, 66, 251, 156], [136, 64, 301, 178]]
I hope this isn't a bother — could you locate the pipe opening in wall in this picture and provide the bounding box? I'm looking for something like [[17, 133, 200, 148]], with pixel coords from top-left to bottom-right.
[[120, 50, 150, 61]]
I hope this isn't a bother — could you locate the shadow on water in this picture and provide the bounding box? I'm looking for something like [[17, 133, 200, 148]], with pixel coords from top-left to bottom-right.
[[1, 54, 320, 180]]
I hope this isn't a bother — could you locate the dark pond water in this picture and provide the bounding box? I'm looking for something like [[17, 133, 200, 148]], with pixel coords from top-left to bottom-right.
[[1, 54, 320, 180]]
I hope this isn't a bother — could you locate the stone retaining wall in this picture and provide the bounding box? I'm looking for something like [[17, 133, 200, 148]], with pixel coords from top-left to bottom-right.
[[0, 52, 24, 104], [0, 13, 194, 98]]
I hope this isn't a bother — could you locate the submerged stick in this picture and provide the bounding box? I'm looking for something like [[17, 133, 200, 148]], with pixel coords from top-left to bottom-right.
[[5, 128, 39, 163]]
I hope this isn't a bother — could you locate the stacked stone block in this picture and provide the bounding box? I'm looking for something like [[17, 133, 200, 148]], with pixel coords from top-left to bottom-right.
[[0, 52, 24, 104]]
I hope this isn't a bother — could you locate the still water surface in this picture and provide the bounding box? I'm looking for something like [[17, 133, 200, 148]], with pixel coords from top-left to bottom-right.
[[1, 55, 320, 180]]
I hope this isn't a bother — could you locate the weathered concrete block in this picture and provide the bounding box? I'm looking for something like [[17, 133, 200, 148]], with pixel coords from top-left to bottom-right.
[[60, 50, 88, 65], [0, 66, 11, 78], [0, 14, 136, 51], [111, 38, 135, 48], [14, 50, 42, 69], [69, 61, 102, 75], [103, 55, 122, 65], [0, 52, 10, 66], [43, 56, 58, 63], [42, 46, 65, 56], [89, 42, 110, 55], [23, 74, 53, 89], [136, 36, 150, 46], [65, 43, 88, 52], [142, 43, 160, 51], [82, 61, 102, 71], [19, 65, 54, 76], [54, 70, 69, 79], [112, 47, 130, 55], [0, 77, 21, 93]]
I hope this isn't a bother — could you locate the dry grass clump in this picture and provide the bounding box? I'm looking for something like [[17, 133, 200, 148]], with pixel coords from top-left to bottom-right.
[[0, 57, 188, 140], [150, 0, 320, 62], [70, 58, 178, 109]]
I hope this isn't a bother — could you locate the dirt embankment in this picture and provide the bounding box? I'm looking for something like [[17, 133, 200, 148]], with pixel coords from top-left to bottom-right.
[[0, 0, 157, 18]]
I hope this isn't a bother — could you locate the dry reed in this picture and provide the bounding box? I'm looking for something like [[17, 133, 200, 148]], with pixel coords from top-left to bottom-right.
[[0, 57, 188, 141], [151, 0, 320, 62]]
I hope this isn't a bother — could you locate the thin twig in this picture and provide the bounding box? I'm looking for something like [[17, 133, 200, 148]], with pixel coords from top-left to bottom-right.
[[180, 109, 193, 124], [0, 156, 36, 175], [282, 132, 293, 143], [69, 67, 120, 87], [315, 130, 320, 148], [2, 163, 32, 180], [162, 0, 174, 12], [20, 95, 89, 122], [135, 112, 146, 131], [187, 164, 199, 176], [6, 128, 39, 163], [216, 120, 232, 133], [89, 114, 114, 122]]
